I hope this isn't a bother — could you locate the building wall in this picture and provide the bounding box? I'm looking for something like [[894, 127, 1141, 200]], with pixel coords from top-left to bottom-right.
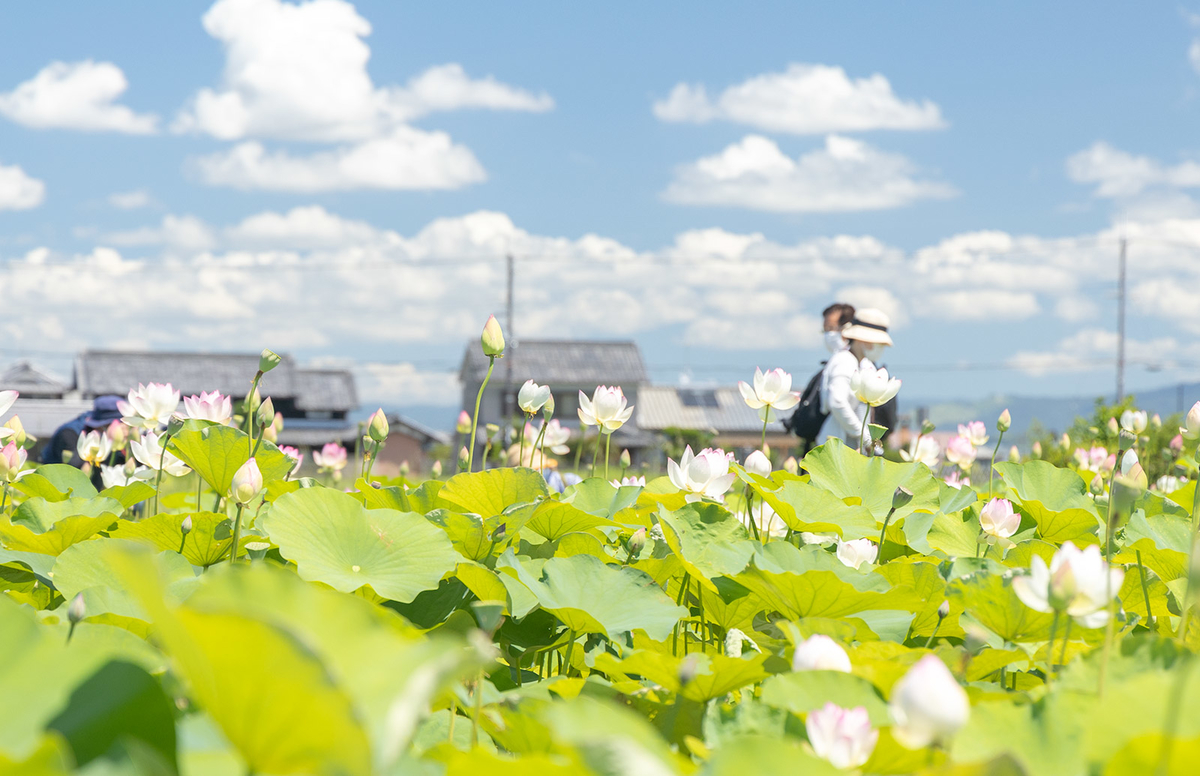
[[372, 433, 431, 477]]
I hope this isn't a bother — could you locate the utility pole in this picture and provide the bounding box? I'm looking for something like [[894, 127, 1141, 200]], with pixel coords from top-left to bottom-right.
[[1116, 238, 1126, 404], [504, 254, 515, 436]]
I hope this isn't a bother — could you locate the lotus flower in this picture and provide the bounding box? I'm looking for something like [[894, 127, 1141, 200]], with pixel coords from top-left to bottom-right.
[[1120, 409, 1148, 435], [836, 538, 878, 570], [119, 383, 181, 429], [312, 443, 348, 472], [899, 435, 940, 467], [231, 458, 264, 505], [800, 532, 838, 546], [528, 419, 572, 455], [943, 471, 970, 489], [456, 410, 472, 435], [744, 449, 772, 478], [738, 367, 801, 421], [0, 441, 29, 482], [805, 703, 878, 770], [0, 390, 17, 440], [1155, 474, 1184, 493], [1181, 402, 1200, 440], [738, 502, 788, 538], [100, 464, 142, 489], [667, 446, 736, 501], [578, 386, 634, 434], [129, 430, 189, 477], [958, 421, 989, 447], [517, 380, 551, 414], [1170, 434, 1184, 452], [611, 475, 647, 487], [1119, 449, 1139, 478], [279, 445, 304, 475], [183, 391, 232, 424], [849, 364, 901, 407], [792, 634, 851, 672], [979, 498, 1020, 548], [944, 436, 976, 470], [889, 655, 970, 748], [1013, 541, 1124, 627], [76, 430, 112, 465], [106, 420, 128, 448]]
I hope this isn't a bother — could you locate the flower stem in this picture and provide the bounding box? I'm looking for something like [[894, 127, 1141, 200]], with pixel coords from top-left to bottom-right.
[[761, 413, 768, 451], [1137, 549, 1154, 627], [1057, 618, 1072, 675], [604, 433, 612, 480], [364, 440, 381, 482], [470, 669, 485, 748], [1046, 610, 1060, 692], [467, 357, 495, 472], [0, 483, 8, 513], [876, 506, 896, 561], [859, 405, 870, 454], [228, 503, 245, 563], [590, 430, 602, 478], [533, 421, 548, 468], [573, 429, 585, 474], [518, 416, 528, 468], [246, 373, 262, 459], [153, 428, 177, 517], [988, 430, 1005, 499], [560, 630, 575, 677], [1155, 653, 1193, 776]]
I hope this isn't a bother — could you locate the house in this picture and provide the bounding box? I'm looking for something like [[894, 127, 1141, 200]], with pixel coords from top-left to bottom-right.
[[458, 339, 656, 459], [637, 385, 796, 457], [0, 362, 89, 443], [371, 414, 451, 476]]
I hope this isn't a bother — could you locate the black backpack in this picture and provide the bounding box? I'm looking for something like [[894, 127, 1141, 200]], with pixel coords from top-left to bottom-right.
[[786, 366, 828, 443]]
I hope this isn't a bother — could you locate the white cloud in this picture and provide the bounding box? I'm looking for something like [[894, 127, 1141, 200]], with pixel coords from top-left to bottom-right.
[[653, 63, 944, 134], [1008, 328, 1179, 376], [1054, 295, 1098, 322], [107, 190, 154, 210], [0, 163, 45, 210], [836, 286, 908, 328], [664, 134, 956, 212], [917, 290, 1040, 321], [190, 128, 486, 192], [225, 205, 397, 248], [174, 0, 551, 142], [0, 61, 157, 134], [102, 215, 218, 251], [1067, 141, 1200, 198], [357, 362, 461, 406]]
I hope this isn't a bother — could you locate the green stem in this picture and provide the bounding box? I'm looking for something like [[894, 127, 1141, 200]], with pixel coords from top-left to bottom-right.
[[0, 483, 8, 513], [1137, 550, 1154, 627], [859, 405, 870, 454], [364, 440, 381, 482], [195, 472, 202, 511], [560, 630, 575, 677], [467, 357, 496, 472], [573, 429, 585, 474], [698, 584, 707, 651], [590, 430, 602, 478], [153, 429, 176, 517], [672, 572, 690, 656], [1046, 610, 1060, 692], [761, 413, 769, 452], [604, 433, 612, 481], [470, 669, 485, 748], [923, 616, 944, 649], [533, 421, 548, 468], [876, 507, 896, 561], [246, 373, 262, 459], [518, 416, 528, 468], [448, 701, 457, 744], [1057, 618, 1073, 675], [746, 491, 761, 542], [988, 430, 1005, 499], [228, 503, 245, 564], [1098, 530, 1118, 696]]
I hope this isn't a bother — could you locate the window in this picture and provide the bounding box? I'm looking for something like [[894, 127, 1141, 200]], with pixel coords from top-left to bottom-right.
[[677, 389, 719, 408]]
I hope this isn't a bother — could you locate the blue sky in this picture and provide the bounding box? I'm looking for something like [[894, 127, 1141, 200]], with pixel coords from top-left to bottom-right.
[[1, 0, 1199, 425]]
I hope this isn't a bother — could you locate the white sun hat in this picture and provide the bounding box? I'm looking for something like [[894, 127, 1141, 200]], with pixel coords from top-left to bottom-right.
[[841, 308, 893, 346]]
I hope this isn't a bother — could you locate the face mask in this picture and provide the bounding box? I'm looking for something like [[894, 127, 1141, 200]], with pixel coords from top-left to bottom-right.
[[863, 344, 885, 362], [824, 330, 845, 353]]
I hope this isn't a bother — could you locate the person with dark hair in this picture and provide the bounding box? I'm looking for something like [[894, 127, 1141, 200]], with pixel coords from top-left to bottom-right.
[[821, 308, 896, 446], [821, 303, 856, 354], [40, 395, 124, 469], [785, 303, 857, 453]]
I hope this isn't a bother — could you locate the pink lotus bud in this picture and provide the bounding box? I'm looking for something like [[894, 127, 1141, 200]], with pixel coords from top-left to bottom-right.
[[481, 314, 505, 356], [997, 408, 1011, 432], [456, 411, 472, 435], [1171, 434, 1184, 452], [106, 419, 128, 447], [231, 457, 264, 505]]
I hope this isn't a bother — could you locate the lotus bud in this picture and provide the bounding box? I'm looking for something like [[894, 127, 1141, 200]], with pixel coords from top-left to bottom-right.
[[491, 522, 507, 543], [1060, 433, 1071, 449], [368, 408, 389, 443], [256, 397, 275, 428], [456, 410, 472, 435], [231, 457, 264, 505], [1032, 440, 1043, 459], [431, 460, 443, 478], [273, 412, 284, 433], [1118, 429, 1135, 452], [1107, 417, 1120, 435], [106, 419, 126, 448], [963, 623, 990, 654], [123, 458, 137, 477], [259, 348, 282, 374], [1152, 413, 1163, 429], [627, 527, 646, 558], [620, 449, 631, 469], [262, 424, 278, 444], [180, 515, 193, 536], [1182, 402, 1200, 440], [1171, 434, 1184, 453], [399, 461, 410, 478], [244, 386, 262, 415], [457, 446, 469, 472], [542, 393, 555, 420], [889, 655, 970, 749], [3, 416, 25, 448], [485, 423, 500, 441], [167, 414, 185, 436], [997, 409, 1011, 433], [745, 449, 771, 478], [480, 314, 506, 357], [1008, 445, 1020, 463], [1112, 463, 1148, 517], [68, 592, 86, 625], [921, 418, 936, 436], [937, 600, 950, 619], [783, 456, 799, 475], [1090, 473, 1105, 496], [892, 486, 913, 510]]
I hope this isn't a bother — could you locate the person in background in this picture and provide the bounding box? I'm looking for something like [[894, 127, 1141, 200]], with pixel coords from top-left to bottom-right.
[[812, 303, 856, 447], [41, 395, 124, 469], [821, 308, 894, 446]]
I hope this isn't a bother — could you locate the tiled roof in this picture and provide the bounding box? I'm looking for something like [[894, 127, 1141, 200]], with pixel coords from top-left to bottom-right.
[[0, 362, 67, 396], [460, 340, 648, 387], [637, 385, 789, 434], [292, 369, 357, 412]]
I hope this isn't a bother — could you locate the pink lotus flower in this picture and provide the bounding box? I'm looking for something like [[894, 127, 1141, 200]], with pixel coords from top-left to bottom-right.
[[119, 383, 181, 429], [738, 367, 801, 421], [944, 435, 976, 470], [806, 703, 878, 769], [279, 445, 303, 475], [944, 470, 970, 489], [958, 421, 989, 447], [231, 457, 264, 505], [183, 391, 233, 424], [0, 441, 29, 482], [979, 497, 1020, 548], [130, 430, 189, 477], [528, 419, 572, 455], [667, 446, 736, 501], [1171, 434, 1184, 452], [312, 442, 348, 472]]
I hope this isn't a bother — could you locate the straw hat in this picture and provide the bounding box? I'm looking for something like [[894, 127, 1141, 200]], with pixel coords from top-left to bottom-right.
[[841, 308, 893, 346]]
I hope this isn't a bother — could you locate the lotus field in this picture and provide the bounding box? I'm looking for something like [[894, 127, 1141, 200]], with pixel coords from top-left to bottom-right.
[[4, 327, 1200, 776]]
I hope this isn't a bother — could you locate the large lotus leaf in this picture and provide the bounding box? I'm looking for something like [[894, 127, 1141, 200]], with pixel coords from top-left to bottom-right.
[[426, 509, 501, 562], [904, 482, 979, 554], [107, 512, 258, 567], [561, 478, 642, 519], [437, 468, 548, 518], [0, 515, 117, 555], [525, 501, 611, 542], [98, 482, 157, 510], [733, 564, 922, 620], [752, 478, 878, 539], [497, 552, 685, 639], [950, 696, 1084, 776], [657, 502, 756, 592], [1105, 734, 1200, 776], [0, 548, 56, 582], [702, 735, 840, 776], [1113, 510, 1190, 583], [167, 421, 294, 497], [594, 649, 770, 703], [801, 437, 941, 522], [926, 510, 983, 558], [535, 694, 693, 775], [262, 487, 460, 603], [759, 670, 889, 724], [13, 465, 98, 502], [12, 496, 122, 532], [455, 561, 540, 619], [877, 558, 961, 639], [995, 461, 1101, 544], [751, 542, 892, 593], [701, 578, 768, 632], [53, 539, 198, 623], [355, 479, 409, 511], [950, 572, 1054, 643]]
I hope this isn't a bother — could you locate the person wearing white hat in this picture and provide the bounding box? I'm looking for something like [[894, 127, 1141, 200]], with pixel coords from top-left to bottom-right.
[[820, 308, 894, 446]]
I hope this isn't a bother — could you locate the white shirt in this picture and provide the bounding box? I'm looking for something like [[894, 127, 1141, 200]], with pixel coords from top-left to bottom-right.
[[821, 350, 870, 445]]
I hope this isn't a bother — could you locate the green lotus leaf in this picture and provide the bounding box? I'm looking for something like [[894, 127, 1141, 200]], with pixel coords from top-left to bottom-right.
[[1114, 510, 1190, 583], [733, 563, 922, 620], [801, 437, 942, 524], [950, 571, 1053, 643], [752, 478, 879, 539], [594, 649, 771, 703], [995, 461, 1101, 544], [759, 670, 889, 724], [426, 509, 502, 562], [701, 735, 840, 776], [0, 515, 117, 555], [525, 500, 611, 542], [455, 561, 540, 619], [926, 510, 983, 558], [167, 420, 294, 498], [561, 478, 642, 518], [261, 486, 460, 603], [950, 696, 1084, 776], [98, 481, 156, 510], [13, 496, 122, 531], [53, 539, 198, 623], [13, 465, 98, 502], [437, 467, 548, 518], [497, 552, 685, 639], [656, 502, 756, 592], [107, 512, 258, 567]]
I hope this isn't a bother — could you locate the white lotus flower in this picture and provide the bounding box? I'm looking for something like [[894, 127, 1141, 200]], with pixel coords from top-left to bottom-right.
[[979, 498, 1020, 548], [1119, 449, 1139, 478], [1181, 402, 1200, 440], [958, 421, 989, 448], [801, 532, 838, 546], [76, 430, 112, 465], [900, 435, 940, 467], [792, 634, 852, 672], [1013, 541, 1124, 628], [889, 655, 970, 748], [129, 430, 189, 477], [578, 386, 634, 433], [806, 703, 878, 770], [231, 458, 264, 505], [849, 363, 901, 407], [667, 446, 736, 501], [738, 367, 801, 421], [532, 419, 572, 455], [836, 538, 878, 570], [517, 380, 551, 414], [183, 391, 233, 424], [738, 502, 788, 538], [1120, 409, 1148, 435], [0, 390, 16, 440], [100, 464, 144, 489], [119, 383, 181, 429], [744, 449, 772, 478], [610, 475, 646, 487]]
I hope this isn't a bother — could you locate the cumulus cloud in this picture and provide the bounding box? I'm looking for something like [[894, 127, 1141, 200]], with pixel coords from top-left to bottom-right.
[[0, 163, 45, 210], [107, 190, 155, 210], [1067, 141, 1200, 198], [653, 63, 944, 134], [174, 0, 551, 142], [1008, 328, 1179, 376], [357, 362, 462, 406], [663, 134, 956, 212], [0, 61, 158, 134]]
